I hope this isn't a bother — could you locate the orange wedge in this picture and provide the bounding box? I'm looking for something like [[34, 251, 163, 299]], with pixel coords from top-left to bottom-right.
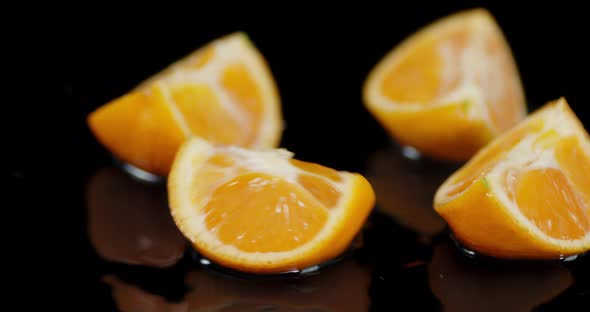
[[168, 138, 375, 274], [363, 8, 526, 161], [434, 98, 590, 259], [87, 32, 283, 176]]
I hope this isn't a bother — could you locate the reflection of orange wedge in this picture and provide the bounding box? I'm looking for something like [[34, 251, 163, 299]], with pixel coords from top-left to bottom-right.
[[88, 32, 283, 176], [104, 259, 370, 312], [435, 98, 590, 259], [429, 243, 572, 312], [366, 147, 450, 238], [87, 167, 185, 267], [184, 259, 370, 311], [364, 9, 525, 161], [104, 275, 188, 312], [168, 137, 375, 274]]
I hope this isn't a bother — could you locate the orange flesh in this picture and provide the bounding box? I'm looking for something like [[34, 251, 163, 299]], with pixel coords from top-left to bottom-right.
[[289, 159, 343, 182], [380, 30, 467, 104], [221, 64, 265, 146], [514, 168, 590, 240], [87, 87, 186, 176], [203, 173, 329, 252], [298, 174, 341, 209], [556, 136, 590, 205], [380, 22, 522, 132], [168, 84, 245, 145], [481, 33, 522, 132]]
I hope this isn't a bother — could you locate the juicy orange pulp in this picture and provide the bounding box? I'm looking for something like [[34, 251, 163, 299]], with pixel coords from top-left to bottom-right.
[[88, 33, 282, 176], [168, 138, 375, 273], [196, 154, 346, 254], [434, 98, 590, 258], [204, 173, 331, 253], [168, 63, 266, 146]]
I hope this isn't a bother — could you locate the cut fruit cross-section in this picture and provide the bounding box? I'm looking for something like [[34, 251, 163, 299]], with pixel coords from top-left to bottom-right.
[[434, 98, 590, 259], [87, 32, 283, 176], [168, 138, 375, 274], [363, 8, 526, 161]]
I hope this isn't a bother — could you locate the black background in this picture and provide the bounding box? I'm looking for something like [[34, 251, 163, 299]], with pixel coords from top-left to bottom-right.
[[4, 0, 590, 309]]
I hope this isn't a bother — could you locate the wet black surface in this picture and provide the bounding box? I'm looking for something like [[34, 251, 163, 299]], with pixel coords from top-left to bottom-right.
[[77, 148, 590, 311], [5, 1, 590, 310]]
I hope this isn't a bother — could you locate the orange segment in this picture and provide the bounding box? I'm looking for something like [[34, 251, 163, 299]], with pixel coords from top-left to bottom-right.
[[168, 137, 375, 273], [221, 63, 265, 145], [515, 168, 589, 240], [556, 136, 590, 204], [87, 32, 283, 176], [204, 173, 329, 253], [381, 29, 468, 104], [434, 98, 590, 259], [364, 8, 526, 161], [298, 174, 342, 209], [167, 83, 245, 145]]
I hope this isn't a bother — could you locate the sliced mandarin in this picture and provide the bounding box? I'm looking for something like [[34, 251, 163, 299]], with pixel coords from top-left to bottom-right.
[[363, 8, 526, 161], [168, 138, 375, 273], [434, 98, 590, 259], [88, 32, 282, 176]]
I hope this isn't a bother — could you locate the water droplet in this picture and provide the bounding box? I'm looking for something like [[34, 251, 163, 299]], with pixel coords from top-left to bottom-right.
[[118, 161, 163, 184], [300, 265, 320, 275], [558, 254, 581, 262], [401, 146, 421, 160], [137, 236, 153, 250], [450, 234, 479, 259]]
